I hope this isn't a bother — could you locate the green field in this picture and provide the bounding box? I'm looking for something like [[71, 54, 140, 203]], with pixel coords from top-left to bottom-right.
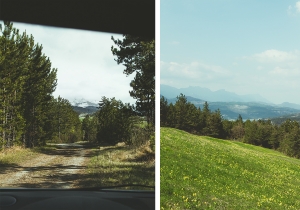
[[161, 127, 300, 209]]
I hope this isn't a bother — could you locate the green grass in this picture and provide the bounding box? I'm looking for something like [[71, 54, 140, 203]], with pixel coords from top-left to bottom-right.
[[161, 127, 300, 209]]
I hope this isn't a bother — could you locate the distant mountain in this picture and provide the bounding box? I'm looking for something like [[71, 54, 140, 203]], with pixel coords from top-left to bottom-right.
[[70, 98, 98, 108], [72, 105, 98, 115], [278, 102, 300, 110], [162, 95, 205, 105], [161, 84, 272, 104], [162, 95, 300, 120], [69, 98, 98, 116]]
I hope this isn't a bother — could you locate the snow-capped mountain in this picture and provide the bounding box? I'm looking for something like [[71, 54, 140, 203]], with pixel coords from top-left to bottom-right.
[[70, 98, 98, 108]]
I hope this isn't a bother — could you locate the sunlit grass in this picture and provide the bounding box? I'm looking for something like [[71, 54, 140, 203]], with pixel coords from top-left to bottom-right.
[[0, 146, 38, 165], [161, 127, 300, 209], [83, 141, 155, 190]]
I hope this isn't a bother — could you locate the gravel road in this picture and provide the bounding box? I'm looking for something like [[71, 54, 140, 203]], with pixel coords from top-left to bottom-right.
[[0, 143, 91, 188]]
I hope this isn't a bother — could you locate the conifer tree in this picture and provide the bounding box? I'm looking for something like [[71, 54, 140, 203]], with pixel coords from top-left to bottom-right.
[[82, 115, 97, 142], [96, 97, 134, 145], [22, 41, 57, 147], [111, 35, 155, 126], [0, 21, 58, 148], [160, 96, 169, 127], [0, 21, 30, 147]]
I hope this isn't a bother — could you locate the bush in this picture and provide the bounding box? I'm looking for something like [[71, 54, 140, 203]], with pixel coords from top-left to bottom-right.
[[129, 126, 154, 148]]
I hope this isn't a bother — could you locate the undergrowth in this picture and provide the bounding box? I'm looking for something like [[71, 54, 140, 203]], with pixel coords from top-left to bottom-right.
[[82, 140, 155, 190]]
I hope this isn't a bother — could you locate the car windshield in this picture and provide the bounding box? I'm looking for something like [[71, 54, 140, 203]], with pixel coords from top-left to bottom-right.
[[0, 22, 155, 190]]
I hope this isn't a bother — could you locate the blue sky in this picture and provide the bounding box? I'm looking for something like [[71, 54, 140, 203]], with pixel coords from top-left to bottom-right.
[[161, 0, 300, 104], [1, 22, 135, 104]]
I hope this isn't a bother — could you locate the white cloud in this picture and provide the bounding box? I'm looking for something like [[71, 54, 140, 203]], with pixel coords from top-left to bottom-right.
[[249, 49, 299, 63], [287, 2, 300, 16], [162, 61, 228, 78], [269, 66, 300, 77], [160, 61, 230, 88], [296, 1, 300, 12], [12, 22, 135, 104]]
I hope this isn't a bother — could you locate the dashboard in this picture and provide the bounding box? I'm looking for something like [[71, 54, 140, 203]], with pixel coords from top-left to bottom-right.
[[0, 189, 155, 210]]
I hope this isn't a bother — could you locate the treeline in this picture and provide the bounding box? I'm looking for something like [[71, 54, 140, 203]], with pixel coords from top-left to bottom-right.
[[82, 96, 153, 148], [161, 94, 300, 159], [0, 21, 81, 148], [161, 94, 224, 138], [81, 35, 155, 148], [81, 34, 155, 148]]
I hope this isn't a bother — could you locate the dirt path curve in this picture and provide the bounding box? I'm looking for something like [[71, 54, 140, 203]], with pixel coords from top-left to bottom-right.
[[0, 143, 93, 188]]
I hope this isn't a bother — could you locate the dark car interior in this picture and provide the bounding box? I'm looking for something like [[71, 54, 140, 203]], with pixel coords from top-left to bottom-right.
[[0, 0, 155, 209]]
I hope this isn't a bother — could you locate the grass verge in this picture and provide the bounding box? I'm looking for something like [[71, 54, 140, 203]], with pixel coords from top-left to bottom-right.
[[161, 127, 300, 209], [78, 141, 155, 190], [0, 145, 56, 166]]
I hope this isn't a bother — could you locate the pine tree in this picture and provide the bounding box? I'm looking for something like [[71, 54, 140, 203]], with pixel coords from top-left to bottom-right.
[[206, 109, 224, 138], [82, 115, 97, 142], [22, 41, 57, 147], [201, 101, 210, 135], [167, 103, 176, 128], [111, 35, 155, 126], [174, 94, 188, 130], [96, 97, 134, 145], [0, 21, 30, 147], [160, 96, 169, 127], [0, 22, 58, 148]]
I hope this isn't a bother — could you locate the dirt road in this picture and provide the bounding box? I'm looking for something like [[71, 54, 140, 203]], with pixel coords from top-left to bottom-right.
[[0, 143, 93, 188]]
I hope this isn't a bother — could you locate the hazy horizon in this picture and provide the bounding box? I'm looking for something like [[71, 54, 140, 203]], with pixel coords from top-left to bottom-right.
[[161, 84, 300, 105]]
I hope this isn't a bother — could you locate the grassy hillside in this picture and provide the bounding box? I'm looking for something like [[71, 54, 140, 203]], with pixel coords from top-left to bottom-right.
[[161, 127, 300, 209]]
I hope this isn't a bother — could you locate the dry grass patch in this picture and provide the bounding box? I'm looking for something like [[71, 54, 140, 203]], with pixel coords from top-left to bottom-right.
[[115, 142, 126, 147], [132, 141, 155, 163], [0, 146, 38, 165], [80, 141, 155, 189]]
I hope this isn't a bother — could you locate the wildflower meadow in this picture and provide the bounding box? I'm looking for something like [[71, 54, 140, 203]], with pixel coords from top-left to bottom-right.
[[161, 127, 300, 209]]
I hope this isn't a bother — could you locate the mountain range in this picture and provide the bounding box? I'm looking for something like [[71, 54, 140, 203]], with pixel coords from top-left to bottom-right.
[[70, 98, 98, 108], [69, 98, 98, 117], [161, 84, 272, 104], [68, 86, 300, 121], [161, 84, 300, 120]]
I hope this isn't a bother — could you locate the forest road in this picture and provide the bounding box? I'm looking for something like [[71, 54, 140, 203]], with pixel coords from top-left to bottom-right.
[[0, 143, 93, 188]]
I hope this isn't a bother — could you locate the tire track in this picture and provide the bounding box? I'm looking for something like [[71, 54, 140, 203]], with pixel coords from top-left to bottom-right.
[[0, 154, 57, 187]]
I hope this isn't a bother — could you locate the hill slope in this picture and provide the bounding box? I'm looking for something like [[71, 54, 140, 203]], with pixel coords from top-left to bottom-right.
[[161, 127, 300, 209]]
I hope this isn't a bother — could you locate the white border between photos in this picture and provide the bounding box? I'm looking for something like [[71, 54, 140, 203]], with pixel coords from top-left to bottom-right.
[[155, 0, 160, 209]]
